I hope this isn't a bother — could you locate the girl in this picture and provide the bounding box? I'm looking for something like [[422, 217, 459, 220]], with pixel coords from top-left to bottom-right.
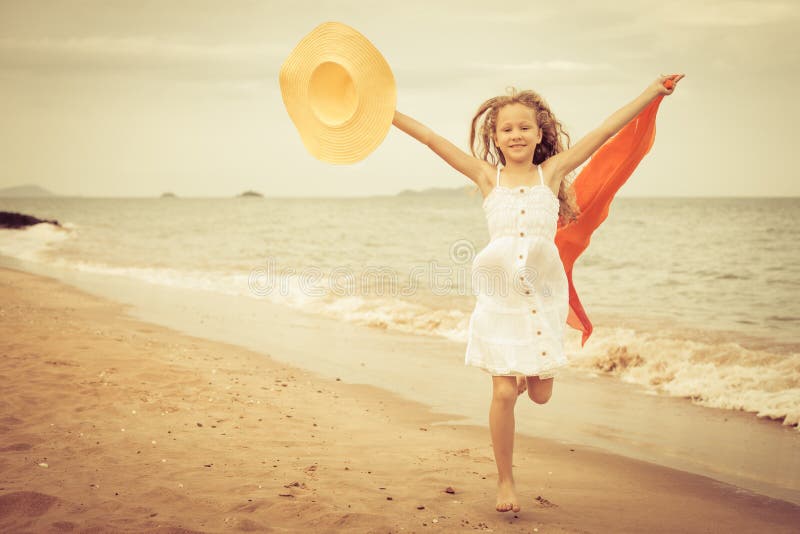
[[391, 74, 684, 513]]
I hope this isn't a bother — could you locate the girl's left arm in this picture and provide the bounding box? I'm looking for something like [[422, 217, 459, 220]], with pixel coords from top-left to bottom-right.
[[549, 74, 684, 179]]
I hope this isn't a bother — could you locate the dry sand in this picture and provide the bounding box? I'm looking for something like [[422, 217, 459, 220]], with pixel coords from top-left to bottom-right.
[[1, 266, 798, 533]]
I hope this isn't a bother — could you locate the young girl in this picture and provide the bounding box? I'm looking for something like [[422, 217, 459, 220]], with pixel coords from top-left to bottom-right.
[[391, 74, 683, 513]]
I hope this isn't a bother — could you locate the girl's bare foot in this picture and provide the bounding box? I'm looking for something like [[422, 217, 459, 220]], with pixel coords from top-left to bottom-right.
[[496, 479, 521, 513], [516, 375, 527, 396]]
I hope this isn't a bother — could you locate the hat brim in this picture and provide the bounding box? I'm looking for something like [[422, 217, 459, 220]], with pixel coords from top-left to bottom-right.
[[279, 22, 397, 165]]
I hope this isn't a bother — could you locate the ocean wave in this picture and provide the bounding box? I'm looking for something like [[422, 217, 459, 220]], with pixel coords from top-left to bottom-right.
[[568, 327, 800, 431], [316, 295, 470, 341], [0, 221, 73, 262], [242, 268, 471, 340], [0, 233, 474, 343]]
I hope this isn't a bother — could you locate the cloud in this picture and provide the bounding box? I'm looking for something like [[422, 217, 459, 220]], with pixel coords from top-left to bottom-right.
[[655, 0, 800, 27], [0, 36, 283, 79], [471, 60, 612, 72]]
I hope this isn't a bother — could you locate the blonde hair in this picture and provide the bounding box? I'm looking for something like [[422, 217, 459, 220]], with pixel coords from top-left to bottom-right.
[[469, 87, 579, 228]]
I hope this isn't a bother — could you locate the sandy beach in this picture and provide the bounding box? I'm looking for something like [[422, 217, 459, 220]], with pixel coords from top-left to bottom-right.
[[1, 265, 798, 533]]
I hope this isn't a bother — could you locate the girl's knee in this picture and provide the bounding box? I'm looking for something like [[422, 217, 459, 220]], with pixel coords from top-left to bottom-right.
[[491, 377, 518, 403], [528, 389, 552, 404], [527, 376, 554, 404]]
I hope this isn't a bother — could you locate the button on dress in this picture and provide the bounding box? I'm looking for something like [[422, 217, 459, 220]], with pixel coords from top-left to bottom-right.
[[464, 165, 569, 379]]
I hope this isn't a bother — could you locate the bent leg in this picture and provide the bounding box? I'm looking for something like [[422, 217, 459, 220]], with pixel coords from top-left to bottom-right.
[[526, 375, 554, 404]]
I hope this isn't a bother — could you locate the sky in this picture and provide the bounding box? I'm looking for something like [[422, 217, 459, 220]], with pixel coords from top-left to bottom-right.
[[0, 0, 798, 198]]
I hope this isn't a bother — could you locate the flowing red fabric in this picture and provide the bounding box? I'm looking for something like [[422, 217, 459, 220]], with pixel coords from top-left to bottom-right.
[[554, 95, 665, 347]]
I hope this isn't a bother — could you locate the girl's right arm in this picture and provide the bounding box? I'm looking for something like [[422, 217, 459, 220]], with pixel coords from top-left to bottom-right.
[[392, 110, 494, 188]]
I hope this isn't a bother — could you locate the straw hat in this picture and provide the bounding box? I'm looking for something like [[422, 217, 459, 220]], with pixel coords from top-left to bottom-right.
[[279, 22, 396, 164]]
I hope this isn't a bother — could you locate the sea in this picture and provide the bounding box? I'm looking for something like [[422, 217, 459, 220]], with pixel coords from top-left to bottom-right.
[[1, 192, 798, 433]]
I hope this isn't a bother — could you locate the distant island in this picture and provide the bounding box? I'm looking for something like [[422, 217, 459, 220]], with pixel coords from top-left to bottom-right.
[[238, 190, 263, 198], [0, 184, 57, 198], [161, 192, 177, 198], [396, 185, 477, 197]]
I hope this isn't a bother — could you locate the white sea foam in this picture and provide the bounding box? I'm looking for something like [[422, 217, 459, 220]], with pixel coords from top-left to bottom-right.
[[0, 222, 73, 262], [567, 326, 800, 430], [0, 230, 473, 341], [316, 294, 470, 341], [243, 268, 471, 340]]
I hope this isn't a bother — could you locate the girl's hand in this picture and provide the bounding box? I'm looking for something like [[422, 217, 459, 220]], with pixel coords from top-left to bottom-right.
[[650, 74, 684, 96]]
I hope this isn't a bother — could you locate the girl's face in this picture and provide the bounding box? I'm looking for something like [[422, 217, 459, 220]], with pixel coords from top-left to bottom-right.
[[494, 103, 542, 164]]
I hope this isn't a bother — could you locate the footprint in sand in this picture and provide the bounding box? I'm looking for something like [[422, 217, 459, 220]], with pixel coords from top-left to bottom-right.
[[0, 443, 32, 452], [535, 495, 558, 507]]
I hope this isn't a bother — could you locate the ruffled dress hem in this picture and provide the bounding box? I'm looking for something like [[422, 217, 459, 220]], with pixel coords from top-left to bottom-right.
[[463, 359, 564, 380], [464, 334, 568, 379]]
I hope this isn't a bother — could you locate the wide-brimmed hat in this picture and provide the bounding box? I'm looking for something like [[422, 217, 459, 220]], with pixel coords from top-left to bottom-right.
[[279, 21, 396, 164]]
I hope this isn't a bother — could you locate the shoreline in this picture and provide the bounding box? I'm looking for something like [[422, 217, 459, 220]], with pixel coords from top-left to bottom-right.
[[1, 266, 799, 532], [2, 255, 798, 505]]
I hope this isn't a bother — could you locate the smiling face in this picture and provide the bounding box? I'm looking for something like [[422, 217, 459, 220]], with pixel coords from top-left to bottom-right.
[[493, 102, 542, 164]]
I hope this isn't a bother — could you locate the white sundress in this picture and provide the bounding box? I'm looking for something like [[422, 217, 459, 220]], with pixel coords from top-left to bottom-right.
[[464, 164, 570, 379]]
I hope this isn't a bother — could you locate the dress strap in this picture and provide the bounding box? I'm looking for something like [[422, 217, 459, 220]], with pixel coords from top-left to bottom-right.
[[537, 165, 544, 186], [496, 166, 501, 187]]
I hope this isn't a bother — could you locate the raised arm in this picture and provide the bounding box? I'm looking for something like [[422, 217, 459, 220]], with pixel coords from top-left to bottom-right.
[[392, 111, 494, 187], [549, 74, 684, 179]]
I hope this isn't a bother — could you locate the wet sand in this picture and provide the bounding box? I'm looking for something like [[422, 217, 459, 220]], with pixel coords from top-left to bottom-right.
[[1, 266, 798, 533]]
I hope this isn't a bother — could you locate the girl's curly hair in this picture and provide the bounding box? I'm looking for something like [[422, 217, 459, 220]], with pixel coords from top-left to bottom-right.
[[469, 87, 579, 227]]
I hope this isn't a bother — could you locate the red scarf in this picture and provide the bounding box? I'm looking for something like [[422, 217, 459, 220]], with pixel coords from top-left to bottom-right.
[[555, 95, 665, 347]]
